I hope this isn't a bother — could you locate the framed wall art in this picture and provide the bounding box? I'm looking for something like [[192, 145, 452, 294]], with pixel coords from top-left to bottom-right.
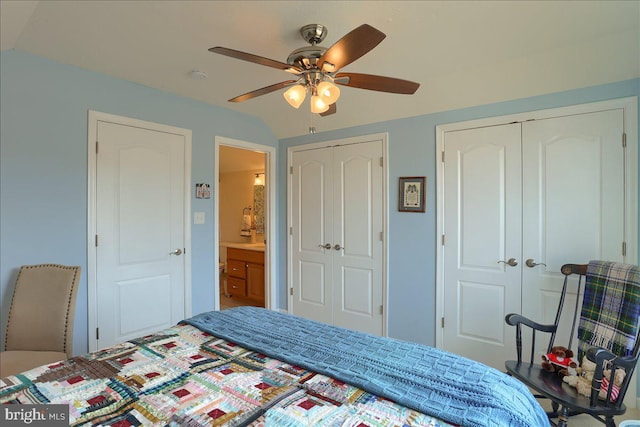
[[398, 176, 425, 212]]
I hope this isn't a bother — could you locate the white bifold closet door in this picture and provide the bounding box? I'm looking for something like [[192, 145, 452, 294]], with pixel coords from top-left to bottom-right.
[[442, 109, 625, 370], [291, 140, 384, 335]]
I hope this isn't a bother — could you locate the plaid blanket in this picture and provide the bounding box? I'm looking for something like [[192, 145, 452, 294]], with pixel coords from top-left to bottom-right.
[[577, 260, 640, 359]]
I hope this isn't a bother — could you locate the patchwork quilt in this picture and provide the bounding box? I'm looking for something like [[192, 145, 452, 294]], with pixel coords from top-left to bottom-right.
[[1, 307, 547, 426]]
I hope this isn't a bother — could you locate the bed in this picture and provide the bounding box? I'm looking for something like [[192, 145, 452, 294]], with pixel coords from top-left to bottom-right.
[[1, 307, 548, 426]]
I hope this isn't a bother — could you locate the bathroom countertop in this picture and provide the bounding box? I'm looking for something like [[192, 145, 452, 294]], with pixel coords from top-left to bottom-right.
[[220, 241, 265, 252]]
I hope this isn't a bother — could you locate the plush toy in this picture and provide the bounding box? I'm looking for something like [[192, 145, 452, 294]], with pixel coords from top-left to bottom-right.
[[562, 355, 626, 401], [541, 346, 577, 377]]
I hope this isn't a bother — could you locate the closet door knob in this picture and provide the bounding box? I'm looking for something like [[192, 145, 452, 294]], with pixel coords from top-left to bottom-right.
[[497, 258, 517, 267], [525, 258, 546, 268], [318, 243, 332, 249], [169, 248, 183, 256], [334, 244, 344, 251]]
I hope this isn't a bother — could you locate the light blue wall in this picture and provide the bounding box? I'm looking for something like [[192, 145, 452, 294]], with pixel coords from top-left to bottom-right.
[[1, 49, 639, 393], [279, 78, 640, 347], [0, 50, 278, 355]]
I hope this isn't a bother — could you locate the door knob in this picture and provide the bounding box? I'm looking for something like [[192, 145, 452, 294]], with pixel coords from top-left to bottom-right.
[[497, 258, 517, 267], [318, 243, 331, 249], [169, 248, 183, 256], [334, 244, 344, 251], [525, 258, 546, 268]]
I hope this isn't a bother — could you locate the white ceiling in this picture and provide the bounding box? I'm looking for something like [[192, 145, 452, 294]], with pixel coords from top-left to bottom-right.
[[1, 1, 638, 139]]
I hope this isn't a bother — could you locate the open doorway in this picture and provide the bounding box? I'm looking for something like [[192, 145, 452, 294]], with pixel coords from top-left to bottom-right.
[[214, 136, 276, 311]]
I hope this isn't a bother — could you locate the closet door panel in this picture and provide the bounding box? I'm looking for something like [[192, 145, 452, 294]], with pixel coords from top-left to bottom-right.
[[337, 152, 373, 258], [442, 123, 522, 369], [291, 148, 334, 323], [521, 109, 625, 342], [332, 141, 384, 335]]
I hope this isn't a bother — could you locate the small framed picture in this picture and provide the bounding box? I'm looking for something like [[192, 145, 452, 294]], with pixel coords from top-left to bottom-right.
[[195, 183, 211, 199], [398, 176, 426, 212]]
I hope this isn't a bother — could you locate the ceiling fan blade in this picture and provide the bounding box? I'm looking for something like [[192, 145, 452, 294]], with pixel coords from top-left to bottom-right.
[[320, 103, 337, 117], [317, 24, 385, 72], [229, 80, 297, 102], [209, 47, 301, 74], [335, 72, 420, 94]]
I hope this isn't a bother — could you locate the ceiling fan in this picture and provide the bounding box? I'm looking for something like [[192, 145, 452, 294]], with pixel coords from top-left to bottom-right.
[[209, 24, 420, 117]]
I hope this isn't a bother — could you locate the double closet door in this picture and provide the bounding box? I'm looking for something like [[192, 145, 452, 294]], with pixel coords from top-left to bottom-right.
[[290, 138, 384, 335], [441, 108, 626, 370]]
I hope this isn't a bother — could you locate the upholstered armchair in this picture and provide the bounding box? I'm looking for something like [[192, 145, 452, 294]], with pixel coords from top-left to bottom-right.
[[1, 264, 80, 377]]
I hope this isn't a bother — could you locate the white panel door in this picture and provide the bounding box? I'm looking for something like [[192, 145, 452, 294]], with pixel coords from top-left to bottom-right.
[[332, 142, 384, 334], [291, 147, 334, 323], [442, 123, 522, 368], [291, 140, 384, 335], [521, 109, 625, 349], [96, 121, 186, 348], [441, 109, 626, 371]]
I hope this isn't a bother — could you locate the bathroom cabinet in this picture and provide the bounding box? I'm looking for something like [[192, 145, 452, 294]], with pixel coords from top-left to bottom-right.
[[226, 247, 265, 305]]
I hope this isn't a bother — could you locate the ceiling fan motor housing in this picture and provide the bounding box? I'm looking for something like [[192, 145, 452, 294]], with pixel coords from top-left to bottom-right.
[[286, 45, 327, 68], [286, 24, 332, 69], [300, 24, 327, 45]]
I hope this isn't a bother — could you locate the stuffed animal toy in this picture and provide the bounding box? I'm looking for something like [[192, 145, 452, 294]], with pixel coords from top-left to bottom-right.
[[562, 355, 626, 401], [541, 346, 577, 377]]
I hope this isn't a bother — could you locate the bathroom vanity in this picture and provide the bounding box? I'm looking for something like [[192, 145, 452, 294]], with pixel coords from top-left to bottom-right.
[[222, 243, 265, 305]]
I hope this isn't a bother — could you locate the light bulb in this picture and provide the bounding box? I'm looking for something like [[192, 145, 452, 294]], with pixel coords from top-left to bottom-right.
[[254, 174, 263, 186], [283, 85, 306, 108], [317, 81, 340, 105], [310, 95, 329, 114]]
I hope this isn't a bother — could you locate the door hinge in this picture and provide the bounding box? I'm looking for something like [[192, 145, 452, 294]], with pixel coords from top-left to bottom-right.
[[290, 287, 294, 296], [379, 305, 383, 315], [96, 141, 99, 154], [441, 151, 445, 162], [441, 234, 445, 245], [96, 327, 99, 340], [95, 235, 99, 247], [623, 241, 627, 257], [290, 166, 293, 174], [380, 157, 383, 167], [379, 231, 383, 241], [441, 317, 445, 328], [289, 226, 293, 235], [622, 133, 627, 148]]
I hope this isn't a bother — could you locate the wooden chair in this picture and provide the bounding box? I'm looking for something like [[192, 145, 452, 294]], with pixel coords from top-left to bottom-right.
[[505, 261, 640, 427], [1, 264, 81, 377]]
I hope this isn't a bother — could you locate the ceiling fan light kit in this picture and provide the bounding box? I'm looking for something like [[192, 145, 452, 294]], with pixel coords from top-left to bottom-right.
[[283, 84, 306, 109], [317, 80, 340, 104], [209, 23, 419, 119], [310, 94, 330, 114]]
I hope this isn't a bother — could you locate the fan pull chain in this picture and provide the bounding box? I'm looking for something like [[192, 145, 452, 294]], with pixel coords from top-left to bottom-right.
[[309, 109, 317, 133]]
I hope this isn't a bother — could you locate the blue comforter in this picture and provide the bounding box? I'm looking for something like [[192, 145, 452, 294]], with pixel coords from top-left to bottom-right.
[[183, 307, 548, 427]]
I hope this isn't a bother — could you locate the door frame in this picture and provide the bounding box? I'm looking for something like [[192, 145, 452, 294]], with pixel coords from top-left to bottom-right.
[[286, 132, 390, 336], [87, 110, 193, 352], [214, 136, 277, 310], [435, 96, 638, 349]]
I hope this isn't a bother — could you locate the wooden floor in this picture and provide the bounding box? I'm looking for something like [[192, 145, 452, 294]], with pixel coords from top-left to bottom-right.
[[539, 400, 640, 426], [219, 292, 261, 310]]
